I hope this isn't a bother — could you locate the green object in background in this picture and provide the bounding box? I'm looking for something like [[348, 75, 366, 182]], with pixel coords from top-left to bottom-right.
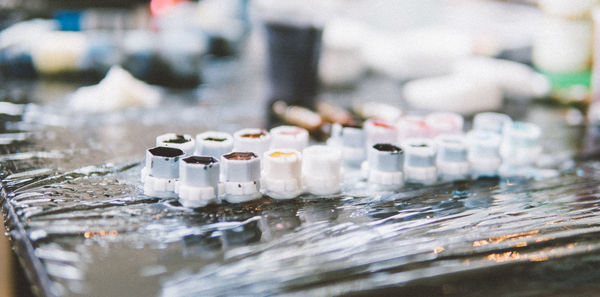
[[536, 69, 591, 104], [537, 70, 591, 89]]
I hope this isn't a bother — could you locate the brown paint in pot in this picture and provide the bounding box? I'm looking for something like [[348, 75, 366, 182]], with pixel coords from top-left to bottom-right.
[[223, 152, 257, 161], [240, 131, 267, 139]]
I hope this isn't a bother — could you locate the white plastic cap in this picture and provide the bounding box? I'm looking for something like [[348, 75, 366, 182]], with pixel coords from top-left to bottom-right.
[[220, 152, 262, 203], [195, 131, 233, 159], [425, 112, 464, 137], [327, 123, 365, 168], [364, 119, 398, 149], [367, 143, 404, 173], [221, 152, 261, 182], [142, 146, 185, 198], [233, 128, 271, 158], [367, 143, 404, 188], [435, 134, 469, 181], [269, 125, 309, 152], [302, 145, 342, 195], [396, 115, 431, 142], [156, 133, 195, 155], [261, 149, 303, 199], [176, 156, 220, 207], [179, 156, 220, 188], [500, 121, 542, 167], [145, 146, 185, 179], [329, 123, 364, 147], [473, 112, 512, 134], [403, 138, 436, 167], [466, 130, 502, 178], [402, 138, 437, 184], [436, 134, 467, 161]]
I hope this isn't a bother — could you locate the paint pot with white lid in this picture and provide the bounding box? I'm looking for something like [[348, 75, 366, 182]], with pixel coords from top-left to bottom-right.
[[402, 138, 437, 185], [435, 134, 469, 181], [466, 130, 502, 178], [302, 145, 342, 196], [156, 133, 195, 155], [233, 128, 271, 158], [141, 146, 185, 198], [361, 119, 399, 178], [396, 115, 431, 142], [195, 131, 233, 159], [269, 125, 309, 152], [261, 149, 303, 200], [425, 112, 464, 137], [176, 156, 220, 208], [364, 119, 398, 148], [220, 152, 262, 203], [500, 122, 542, 174], [327, 123, 365, 168], [367, 143, 404, 190], [472, 112, 512, 135]]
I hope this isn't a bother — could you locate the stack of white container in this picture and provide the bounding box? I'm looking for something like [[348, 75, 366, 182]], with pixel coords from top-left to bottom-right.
[[141, 111, 544, 208]]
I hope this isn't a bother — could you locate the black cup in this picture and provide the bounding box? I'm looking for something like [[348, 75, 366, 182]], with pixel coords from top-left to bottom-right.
[[265, 22, 323, 109]]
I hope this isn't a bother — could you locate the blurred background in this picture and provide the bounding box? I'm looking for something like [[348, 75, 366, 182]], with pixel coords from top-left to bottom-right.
[[1, 0, 596, 107], [1, 0, 600, 296], [1, 0, 595, 107]]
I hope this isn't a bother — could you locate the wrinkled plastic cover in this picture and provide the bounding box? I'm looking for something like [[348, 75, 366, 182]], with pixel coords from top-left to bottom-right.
[[3, 61, 600, 297]]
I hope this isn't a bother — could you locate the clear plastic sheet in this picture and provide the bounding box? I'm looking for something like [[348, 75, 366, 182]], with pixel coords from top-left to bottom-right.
[[2, 61, 600, 297]]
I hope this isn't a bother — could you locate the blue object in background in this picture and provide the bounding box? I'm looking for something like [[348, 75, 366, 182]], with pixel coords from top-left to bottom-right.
[[54, 10, 82, 31], [0, 46, 36, 78]]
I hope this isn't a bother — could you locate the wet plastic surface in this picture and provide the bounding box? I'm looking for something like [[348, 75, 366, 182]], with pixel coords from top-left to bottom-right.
[[3, 58, 600, 297]]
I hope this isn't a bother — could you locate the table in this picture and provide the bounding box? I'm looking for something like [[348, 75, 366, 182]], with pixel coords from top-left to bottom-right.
[[3, 54, 600, 297]]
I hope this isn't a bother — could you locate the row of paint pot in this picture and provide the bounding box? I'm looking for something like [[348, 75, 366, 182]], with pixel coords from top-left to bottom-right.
[[329, 111, 543, 179], [142, 126, 333, 207], [141, 112, 543, 207], [141, 139, 343, 208]]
